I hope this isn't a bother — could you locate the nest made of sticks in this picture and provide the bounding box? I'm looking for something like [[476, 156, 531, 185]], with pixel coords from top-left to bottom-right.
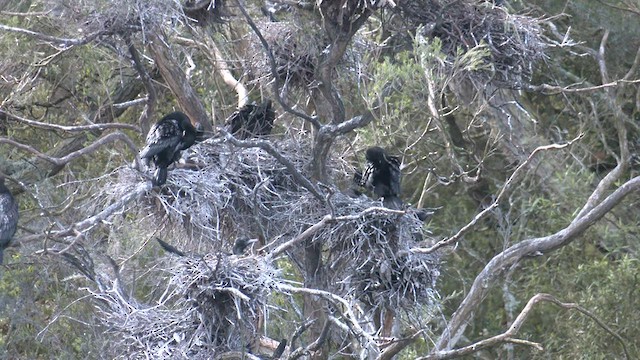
[[89, 250, 279, 358], [299, 192, 440, 312], [396, 0, 548, 89]]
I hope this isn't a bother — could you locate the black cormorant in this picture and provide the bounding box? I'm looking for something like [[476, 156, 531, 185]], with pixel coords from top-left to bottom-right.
[[227, 100, 275, 140], [356, 146, 403, 209], [233, 237, 258, 255], [0, 176, 19, 264], [139, 111, 197, 186], [156, 238, 186, 257]]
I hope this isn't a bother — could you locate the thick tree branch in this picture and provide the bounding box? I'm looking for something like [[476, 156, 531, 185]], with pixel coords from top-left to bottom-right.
[[434, 175, 640, 351], [146, 30, 213, 133], [412, 139, 580, 254]]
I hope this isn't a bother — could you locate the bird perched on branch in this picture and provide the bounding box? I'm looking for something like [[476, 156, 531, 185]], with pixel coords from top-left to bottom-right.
[[355, 146, 403, 209], [0, 176, 19, 264], [139, 111, 198, 186], [226, 100, 275, 139]]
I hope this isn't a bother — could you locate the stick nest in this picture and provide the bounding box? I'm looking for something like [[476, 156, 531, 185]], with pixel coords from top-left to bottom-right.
[[100, 136, 441, 353], [89, 251, 279, 358], [396, 0, 547, 89]]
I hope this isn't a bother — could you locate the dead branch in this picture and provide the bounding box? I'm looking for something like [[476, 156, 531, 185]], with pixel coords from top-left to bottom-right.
[[422, 293, 629, 360], [412, 138, 581, 255], [221, 130, 325, 200], [434, 175, 640, 351], [266, 206, 405, 259], [0, 109, 141, 133], [125, 35, 156, 134], [278, 283, 377, 356], [0, 23, 103, 47], [525, 78, 640, 95], [0, 132, 139, 168]]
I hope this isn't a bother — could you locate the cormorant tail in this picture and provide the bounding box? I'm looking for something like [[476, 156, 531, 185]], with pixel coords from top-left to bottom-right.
[[154, 167, 168, 186]]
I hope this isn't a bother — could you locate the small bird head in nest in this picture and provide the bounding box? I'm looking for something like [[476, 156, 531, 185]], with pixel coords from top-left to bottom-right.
[[233, 237, 259, 255]]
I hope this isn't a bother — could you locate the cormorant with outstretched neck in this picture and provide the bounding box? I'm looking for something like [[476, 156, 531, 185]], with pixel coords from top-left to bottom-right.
[[139, 111, 198, 186], [356, 146, 403, 209], [0, 175, 19, 264]]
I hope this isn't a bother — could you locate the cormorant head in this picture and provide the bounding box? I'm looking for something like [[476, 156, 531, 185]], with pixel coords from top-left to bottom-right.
[[365, 146, 387, 165], [232, 237, 258, 255]]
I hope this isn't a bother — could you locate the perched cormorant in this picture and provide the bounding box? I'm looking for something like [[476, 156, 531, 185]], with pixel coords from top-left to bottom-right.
[[227, 100, 275, 140], [0, 176, 19, 264], [356, 146, 403, 209], [139, 111, 197, 186], [233, 237, 258, 255]]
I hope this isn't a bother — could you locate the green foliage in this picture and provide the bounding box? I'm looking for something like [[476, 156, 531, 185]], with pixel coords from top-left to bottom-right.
[[0, 257, 104, 358]]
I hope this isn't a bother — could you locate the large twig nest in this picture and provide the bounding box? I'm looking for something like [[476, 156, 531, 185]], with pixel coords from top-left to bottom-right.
[[88, 251, 279, 358], [396, 0, 547, 89]]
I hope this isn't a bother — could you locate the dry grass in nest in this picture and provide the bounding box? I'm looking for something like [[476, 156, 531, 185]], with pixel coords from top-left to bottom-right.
[[302, 192, 440, 312]]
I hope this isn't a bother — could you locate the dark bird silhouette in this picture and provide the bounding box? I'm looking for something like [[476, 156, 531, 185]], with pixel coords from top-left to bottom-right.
[[156, 238, 186, 257], [227, 100, 275, 140], [0, 176, 19, 264], [139, 111, 198, 186], [356, 146, 403, 209], [233, 237, 258, 255], [272, 339, 287, 359]]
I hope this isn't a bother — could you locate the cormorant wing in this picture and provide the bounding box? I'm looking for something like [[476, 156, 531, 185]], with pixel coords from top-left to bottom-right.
[[139, 119, 182, 159], [386, 155, 402, 196]]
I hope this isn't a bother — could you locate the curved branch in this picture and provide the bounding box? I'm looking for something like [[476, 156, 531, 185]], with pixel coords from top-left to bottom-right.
[[0, 109, 141, 133], [0, 132, 140, 167], [412, 139, 580, 255], [423, 293, 628, 359], [266, 206, 404, 259], [278, 284, 377, 355], [434, 175, 640, 351]]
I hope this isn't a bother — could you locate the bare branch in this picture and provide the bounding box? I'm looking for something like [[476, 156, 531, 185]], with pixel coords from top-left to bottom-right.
[[422, 293, 629, 359], [435, 175, 640, 351], [0, 109, 141, 133], [278, 284, 376, 355], [0, 23, 104, 47], [20, 182, 151, 244], [266, 206, 405, 259], [221, 130, 325, 201], [412, 138, 581, 255], [0, 131, 139, 167], [125, 35, 156, 134], [526, 78, 640, 95]]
